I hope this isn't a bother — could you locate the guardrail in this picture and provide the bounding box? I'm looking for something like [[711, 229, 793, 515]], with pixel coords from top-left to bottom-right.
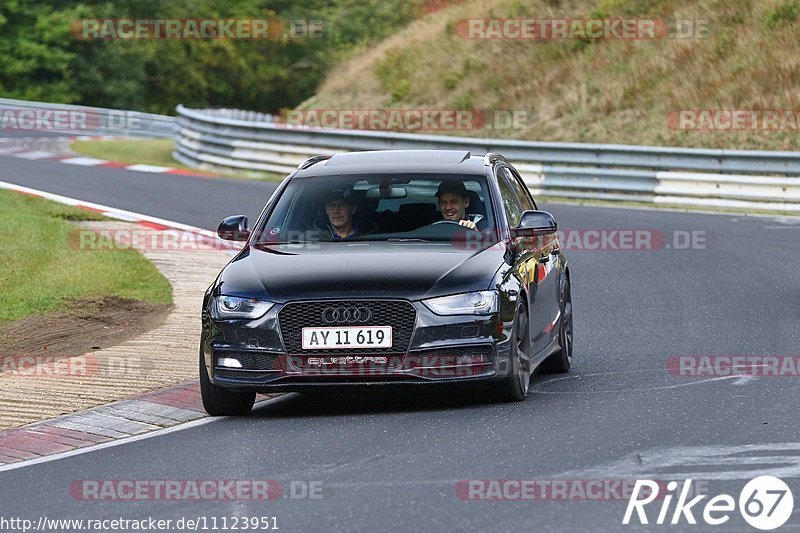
[[173, 104, 800, 212], [0, 98, 175, 138]]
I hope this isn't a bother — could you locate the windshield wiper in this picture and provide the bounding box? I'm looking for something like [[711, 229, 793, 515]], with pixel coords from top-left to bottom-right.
[[386, 238, 430, 243]]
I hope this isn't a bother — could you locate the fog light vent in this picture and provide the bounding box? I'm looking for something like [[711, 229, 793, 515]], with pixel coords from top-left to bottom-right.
[[218, 357, 243, 368], [457, 354, 486, 366]]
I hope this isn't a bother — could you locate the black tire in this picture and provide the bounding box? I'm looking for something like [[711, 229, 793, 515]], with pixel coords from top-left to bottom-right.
[[199, 349, 256, 416], [541, 278, 573, 374], [494, 305, 531, 402]]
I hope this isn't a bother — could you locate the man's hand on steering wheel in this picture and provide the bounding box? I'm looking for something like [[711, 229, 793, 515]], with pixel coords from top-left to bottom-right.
[[458, 219, 477, 230]]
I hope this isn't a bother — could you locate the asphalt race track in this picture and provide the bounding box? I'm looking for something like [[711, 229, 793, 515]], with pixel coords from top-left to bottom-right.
[[1, 141, 799, 531]]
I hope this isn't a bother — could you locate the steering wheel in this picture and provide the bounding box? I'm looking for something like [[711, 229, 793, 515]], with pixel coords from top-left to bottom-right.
[[429, 220, 480, 231]]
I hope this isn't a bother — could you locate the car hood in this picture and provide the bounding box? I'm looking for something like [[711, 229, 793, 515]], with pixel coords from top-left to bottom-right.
[[216, 241, 507, 302]]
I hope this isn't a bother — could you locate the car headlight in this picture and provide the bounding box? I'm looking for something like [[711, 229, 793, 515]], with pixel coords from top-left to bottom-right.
[[422, 290, 498, 316], [213, 295, 274, 319]]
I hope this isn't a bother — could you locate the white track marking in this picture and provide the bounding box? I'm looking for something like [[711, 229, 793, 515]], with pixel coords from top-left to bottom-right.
[[14, 150, 54, 160], [556, 442, 800, 481], [60, 156, 109, 166], [124, 164, 171, 173], [101, 211, 139, 221]]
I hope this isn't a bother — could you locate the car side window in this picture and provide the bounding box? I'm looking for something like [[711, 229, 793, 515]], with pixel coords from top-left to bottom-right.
[[507, 168, 536, 211], [496, 167, 524, 227]]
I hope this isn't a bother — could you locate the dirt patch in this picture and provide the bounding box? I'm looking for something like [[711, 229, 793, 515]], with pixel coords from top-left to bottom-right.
[[0, 296, 172, 358]]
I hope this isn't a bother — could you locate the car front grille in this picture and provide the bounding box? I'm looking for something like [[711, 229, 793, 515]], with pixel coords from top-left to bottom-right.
[[278, 300, 417, 355]]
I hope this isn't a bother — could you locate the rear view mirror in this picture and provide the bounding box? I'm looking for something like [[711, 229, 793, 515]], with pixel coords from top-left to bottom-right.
[[511, 210, 557, 237], [217, 215, 250, 241], [366, 185, 407, 199]]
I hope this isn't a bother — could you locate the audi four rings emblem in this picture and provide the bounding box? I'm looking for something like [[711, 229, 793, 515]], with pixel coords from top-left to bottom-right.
[[321, 306, 372, 324]]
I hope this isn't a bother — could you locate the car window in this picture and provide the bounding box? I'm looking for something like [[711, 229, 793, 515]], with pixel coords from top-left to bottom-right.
[[253, 174, 497, 244], [496, 168, 524, 227], [506, 168, 536, 211]]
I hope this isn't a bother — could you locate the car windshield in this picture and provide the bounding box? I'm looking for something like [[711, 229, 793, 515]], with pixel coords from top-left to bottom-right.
[[253, 173, 498, 245]]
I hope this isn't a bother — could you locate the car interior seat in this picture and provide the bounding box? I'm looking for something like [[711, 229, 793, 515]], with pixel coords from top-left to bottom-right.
[[397, 203, 439, 231]]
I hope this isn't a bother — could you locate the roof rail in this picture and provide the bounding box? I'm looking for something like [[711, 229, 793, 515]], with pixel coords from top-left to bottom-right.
[[483, 153, 507, 166], [297, 155, 332, 170]]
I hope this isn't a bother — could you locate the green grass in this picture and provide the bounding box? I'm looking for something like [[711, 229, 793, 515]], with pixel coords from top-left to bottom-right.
[[70, 138, 284, 181], [71, 138, 192, 169], [309, 0, 800, 151], [0, 190, 173, 325]]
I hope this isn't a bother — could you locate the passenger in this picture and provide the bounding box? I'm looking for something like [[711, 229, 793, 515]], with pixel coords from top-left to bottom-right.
[[323, 188, 360, 240]]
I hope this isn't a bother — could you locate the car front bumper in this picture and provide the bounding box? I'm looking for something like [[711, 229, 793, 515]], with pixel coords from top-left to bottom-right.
[[202, 299, 516, 393]]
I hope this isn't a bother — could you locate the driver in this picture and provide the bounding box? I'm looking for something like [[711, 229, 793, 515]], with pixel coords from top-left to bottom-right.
[[323, 188, 361, 240], [435, 181, 477, 230]]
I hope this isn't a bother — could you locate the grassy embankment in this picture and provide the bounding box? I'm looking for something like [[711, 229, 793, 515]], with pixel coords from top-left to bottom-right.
[[0, 190, 172, 325], [305, 0, 800, 151]]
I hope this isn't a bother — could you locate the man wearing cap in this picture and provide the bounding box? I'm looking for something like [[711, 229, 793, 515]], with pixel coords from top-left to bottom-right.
[[435, 181, 478, 230], [323, 188, 360, 240]]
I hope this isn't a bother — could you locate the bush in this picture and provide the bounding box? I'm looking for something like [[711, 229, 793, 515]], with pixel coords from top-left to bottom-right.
[[765, 1, 800, 28]]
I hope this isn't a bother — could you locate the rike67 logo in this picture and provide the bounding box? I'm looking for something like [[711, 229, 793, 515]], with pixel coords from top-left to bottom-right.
[[623, 476, 794, 530]]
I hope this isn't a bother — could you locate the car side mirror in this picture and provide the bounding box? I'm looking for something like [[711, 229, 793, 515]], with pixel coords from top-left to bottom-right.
[[511, 210, 557, 237], [217, 215, 250, 241]]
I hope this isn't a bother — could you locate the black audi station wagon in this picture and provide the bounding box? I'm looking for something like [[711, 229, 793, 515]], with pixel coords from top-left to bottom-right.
[[200, 150, 573, 415]]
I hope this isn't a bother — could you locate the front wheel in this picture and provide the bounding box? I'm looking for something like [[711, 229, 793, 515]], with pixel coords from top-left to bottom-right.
[[494, 305, 531, 402], [199, 349, 256, 416]]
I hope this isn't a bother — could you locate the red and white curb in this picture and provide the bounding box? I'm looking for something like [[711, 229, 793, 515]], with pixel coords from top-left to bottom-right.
[[0, 135, 216, 178], [57, 156, 212, 177], [0, 382, 205, 466], [0, 383, 278, 471]]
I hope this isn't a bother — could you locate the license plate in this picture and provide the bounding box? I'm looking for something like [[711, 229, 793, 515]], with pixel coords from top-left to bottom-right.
[[301, 326, 392, 350]]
